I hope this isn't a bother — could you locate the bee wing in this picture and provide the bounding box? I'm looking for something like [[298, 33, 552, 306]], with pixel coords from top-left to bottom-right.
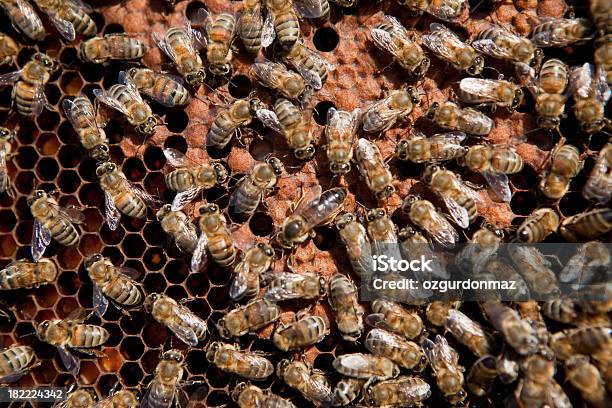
[[440, 194, 469, 229], [367, 328, 406, 349], [531, 19, 566, 47], [294, 0, 327, 18], [171, 187, 202, 211], [51, 203, 85, 224], [471, 38, 512, 60], [362, 97, 403, 133], [191, 232, 208, 273], [0, 69, 22, 86], [356, 138, 381, 161], [425, 208, 460, 246], [62, 98, 98, 132], [482, 170, 511, 202], [594, 64, 611, 103], [253, 60, 285, 89], [445, 309, 485, 338], [458, 108, 494, 135], [233, 352, 274, 379], [45, 11, 76, 41], [428, 1, 467, 22], [103, 190, 121, 231], [0, 150, 8, 194], [121, 178, 159, 207], [92, 283, 109, 318], [93, 89, 130, 116], [568, 63, 593, 99], [163, 148, 189, 168], [238, 4, 263, 40], [460, 78, 503, 101], [229, 261, 251, 301], [422, 23, 461, 61], [293, 184, 323, 215], [263, 272, 306, 301], [31, 220, 51, 261], [256, 108, 284, 134], [152, 31, 180, 65], [371, 16, 412, 59], [116, 266, 142, 280], [0, 369, 28, 384], [59, 346, 80, 376], [166, 318, 199, 347], [31, 83, 46, 117], [261, 11, 276, 48], [306, 375, 333, 404], [118, 71, 146, 104], [430, 131, 467, 145]]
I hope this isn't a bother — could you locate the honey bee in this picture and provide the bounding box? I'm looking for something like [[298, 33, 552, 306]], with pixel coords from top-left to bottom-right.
[[230, 242, 274, 301], [559, 208, 612, 242], [258, 98, 315, 160], [194, 9, 236, 76], [272, 314, 329, 351], [532, 16, 593, 48], [216, 298, 280, 338], [538, 58, 570, 95], [327, 274, 364, 341], [565, 355, 607, 408], [325, 107, 361, 175], [466, 355, 497, 397], [508, 245, 560, 298], [481, 301, 539, 355], [261, 0, 300, 50], [367, 299, 424, 340], [332, 378, 364, 407], [335, 212, 373, 279], [401, 195, 459, 247], [460, 78, 524, 112], [94, 71, 159, 135], [423, 23, 483, 75], [0, 258, 57, 290], [0, 344, 36, 383], [164, 149, 228, 211], [192, 203, 237, 271], [84, 254, 143, 317], [397, 0, 467, 22], [62, 97, 108, 161], [425, 100, 494, 136], [232, 382, 297, 408], [60, 388, 96, 408], [421, 335, 466, 406], [238, 0, 264, 54], [0, 127, 15, 196], [483, 258, 531, 301], [96, 160, 157, 231], [514, 353, 559, 408], [590, 0, 612, 34], [276, 185, 347, 249], [0, 52, 58, 118], [156, 204, 198, 254], [366, 207, 403, 264], [355, 138, 395, 199], [36, 308, 109, 375], [0, 0, 45, 41], [472, 24, 542, 75], [281, 40, 333, 90], [398, 226, 449, 279], [365, 328, 427, 372], [541, 299, 579, 324], [294, 0, 330, 20], [516, 208, 559, 243], [206, 341, 274, 380], [395, 130, 467, 164], [0, 33, 18, 66], [263, 271, 326, 301], [153, 18, 206, 86], [276, 359, 333, 406], [371, 14, 430, 77], [455, 222, 503, 275], [570, 63, 611, 134], [32, 0, 97, 41], [230, 157, 284, 217], [423, 165, 478, 228], [445, 309, 493, 357], [496, 347, 520, 384], [126, 68, 191, 108], [207, 98, 269, 150], [426, 301, 460, 326], [28, 189, 84, 261], [583, 144, 611, 204], [530, 59, 570, 129], [551, 326, 611, 361], [362, 87, 420, 133], [143, 293, 207, 346], [96, 386, 138, 408], [363, 375, 431, 408], [539, 144, 582, 200], [594, 35, 611, 85], [141, 349, 189, 408], [461, 144, 523, 203], [253, 59, 308, 101], [333, 353, 400, 381], [78, 34, 146, 64]]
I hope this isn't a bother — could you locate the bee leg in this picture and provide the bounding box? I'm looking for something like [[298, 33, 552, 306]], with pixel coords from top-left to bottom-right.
[[375, 61, 395, 75]]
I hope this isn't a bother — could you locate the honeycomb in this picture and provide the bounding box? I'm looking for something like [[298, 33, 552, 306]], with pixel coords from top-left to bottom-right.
[[0, 0, 609, 407]]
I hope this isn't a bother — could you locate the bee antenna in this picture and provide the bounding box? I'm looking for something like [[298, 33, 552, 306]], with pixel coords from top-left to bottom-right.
[[18, 329, 36, 339]]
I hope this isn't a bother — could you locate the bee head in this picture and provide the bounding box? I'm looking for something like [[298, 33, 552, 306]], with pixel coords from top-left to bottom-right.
[[96, 161, 115, 176], [512, 88, 524, 109], [401, 194, 419, 213], [0, 127, 14, 140], [276, 359, 291, 377], [257, 242, 275, 258], [425, 102, 439, 120], [34, 53, 58, 72], [406, 86, 421, 105], [531, 48, 544, 69], [91, 144, 110, 162], [582, 120, 605, 134], [422, 165, 438, 184], [136, 117, 158, 135], [414, 57, 430, 77], [205, 342, 222, 362], [215, 318, 229, 339], [395, 140, 409, 160], [143, 293, 159, 312], [468, 56, 484, 76], [266, 156, 284, 176], [294, 145, 315, 160], [199, 203, 219, 215], [186, 69, 206, 87], [335, 213, 354, 230], [483, 222, 504, 239], [231, 382, 247, 402], [366, 208, 386, 222], [162, 349, 184, 363], [85, 254, 104, 268], [330, 161, 350, 174], [156, 204, 173, 221], [213, 164, 228, 183], [376, 184, 395, 200]]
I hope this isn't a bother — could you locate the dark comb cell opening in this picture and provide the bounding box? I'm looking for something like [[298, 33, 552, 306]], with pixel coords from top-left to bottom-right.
[[17, 47, 36, 67], [55, 297, 80, 318], [57, 271, 79, 296], [144, 247, 167, 271], [78, 157, 98, 182], [143, 322, 170, 349], [78, 361, 99, 385], [58, 145, 82, 168], [186, 1, 208, 23], [59, 72, 84, 95], [207, 286, 230, 310], [122, 216, 147, 232], [35, 285, 59, 308], [79, 234, 103, 257], [206, 369, 231, 389], [120, 337, 145, 361], [144, 273, 167, 294], [57, 246, 81, 270], [109, 145, 126, 163], [120, 311, 146, 335], [57, 120, 80, 145], [45, 84, 62, 106], [101, 246, 124, 266], [249, 138, 273, 161], [58, 170, 80, 194], [510, 191, 538, 216], [123, 157, 147, 182], [119, 363, 143, 387], [164, 135, 188, 156], [166, 285, 188, 303], [185, 273, 209, 297], [143, 222, 166, 246], [0, 210, 15, 232], [145, 172, 169, 201], [205, 186, 230, 209], [314, 226, 336, 250], [103, 322, 123, 347], [15, 221, 33, 245], [313, 27, 340, 52], [35, 158, 60, 181], [36, 133, 61, 156], [144, 145, 166, 170], [314, 353, 335, 372], [559, 193, 590, 217], [228, 75, 253, 99], [164, 259, 189, 283], [104, 23, 125, 35], [166, 109, 190, 133], [249, 212, 274, 236], [79, 183, 104, 207], [16, 146, 38, 169], [100, 223, 126, 245], [313, 101, 336, 125], [81, 63, 105, 83], [207, 390, 231, 407], [122, 234, 146, 258], [59, 47, 78, 67], [206, 143, 232, 160], [186, 350, 208, 375], [36, 111, 61, 132]]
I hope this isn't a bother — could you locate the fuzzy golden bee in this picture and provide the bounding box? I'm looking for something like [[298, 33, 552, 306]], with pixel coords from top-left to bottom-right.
[[0, 344, 37, 383], [281, 40, 333, 90], [332, 378, 364, 407], [333, 353, 400, 381], [96, 160, 157, 230], [402, 194, 459, 247], [583, 143, 611, 204], [141, 349, 191, 408], [205, 341, 274, 380], [207, 98, 269, 150], [262, 0, 301, 49], [196, 9, 236, 76], [79, 34, 146, 64], [444, 309, 493, 358], [325, 107, 361, 175], [263, 271, 327, 301], [0, 52, 58, 118], [570, 62, 611, 134], [367, 299, 424, 340], [466, 355, 497, 397], [371, 14, 430, 77], [28, 189, 84, 261], [565, 354, 608, 408], [0, 258, 57, 290], [61, 388, 96, 408], [365, 328, 427, 372], [481, 301, 539, 355], [277, 359, 333, 407], [0, 33, 18, 66], [229, 242, 275, 301], [355, 138, 395, 199], [395, 130, 467, 164], [0, 127, 15, 196], [539, 144, 582, 200], [36, 308, 109, 375], [126, 68, 191, 107], [96, 386, 138, 408], [0, 0, 45, 41], [253, 59, 308, 101], [216, 298, 280, 338], [530, 58, 569, 129], [232, 382, 297, 408], [551, 326, 611, 361], [32, 0, 97, 41], [238, 0, 264, 54], [559, 207, 612, 242], [425, 99, 494, 136], [327, 274, 364, 341], [421, 335, 466, 406], [143, 293, 207, 346], [423, 23, 483, 75], [460, 77, 524, 110], [272, 314, 329, 351], [532, 16, 592, 48], [85, 254, 143, 317], [62, 97, 108, 161], [230, 157, 283, 217], [516, 208, 559, 243], [192, 203, 237, 271], [362, 87, 420, 133], [153, 18, 207, 86], [508, 246, 560, 298], [397, 0, 467, 22], [399, 225, 449, 279], [363, 376, 431, 408], [335, 212, 373, 279], [156, 204, 198, 254]]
